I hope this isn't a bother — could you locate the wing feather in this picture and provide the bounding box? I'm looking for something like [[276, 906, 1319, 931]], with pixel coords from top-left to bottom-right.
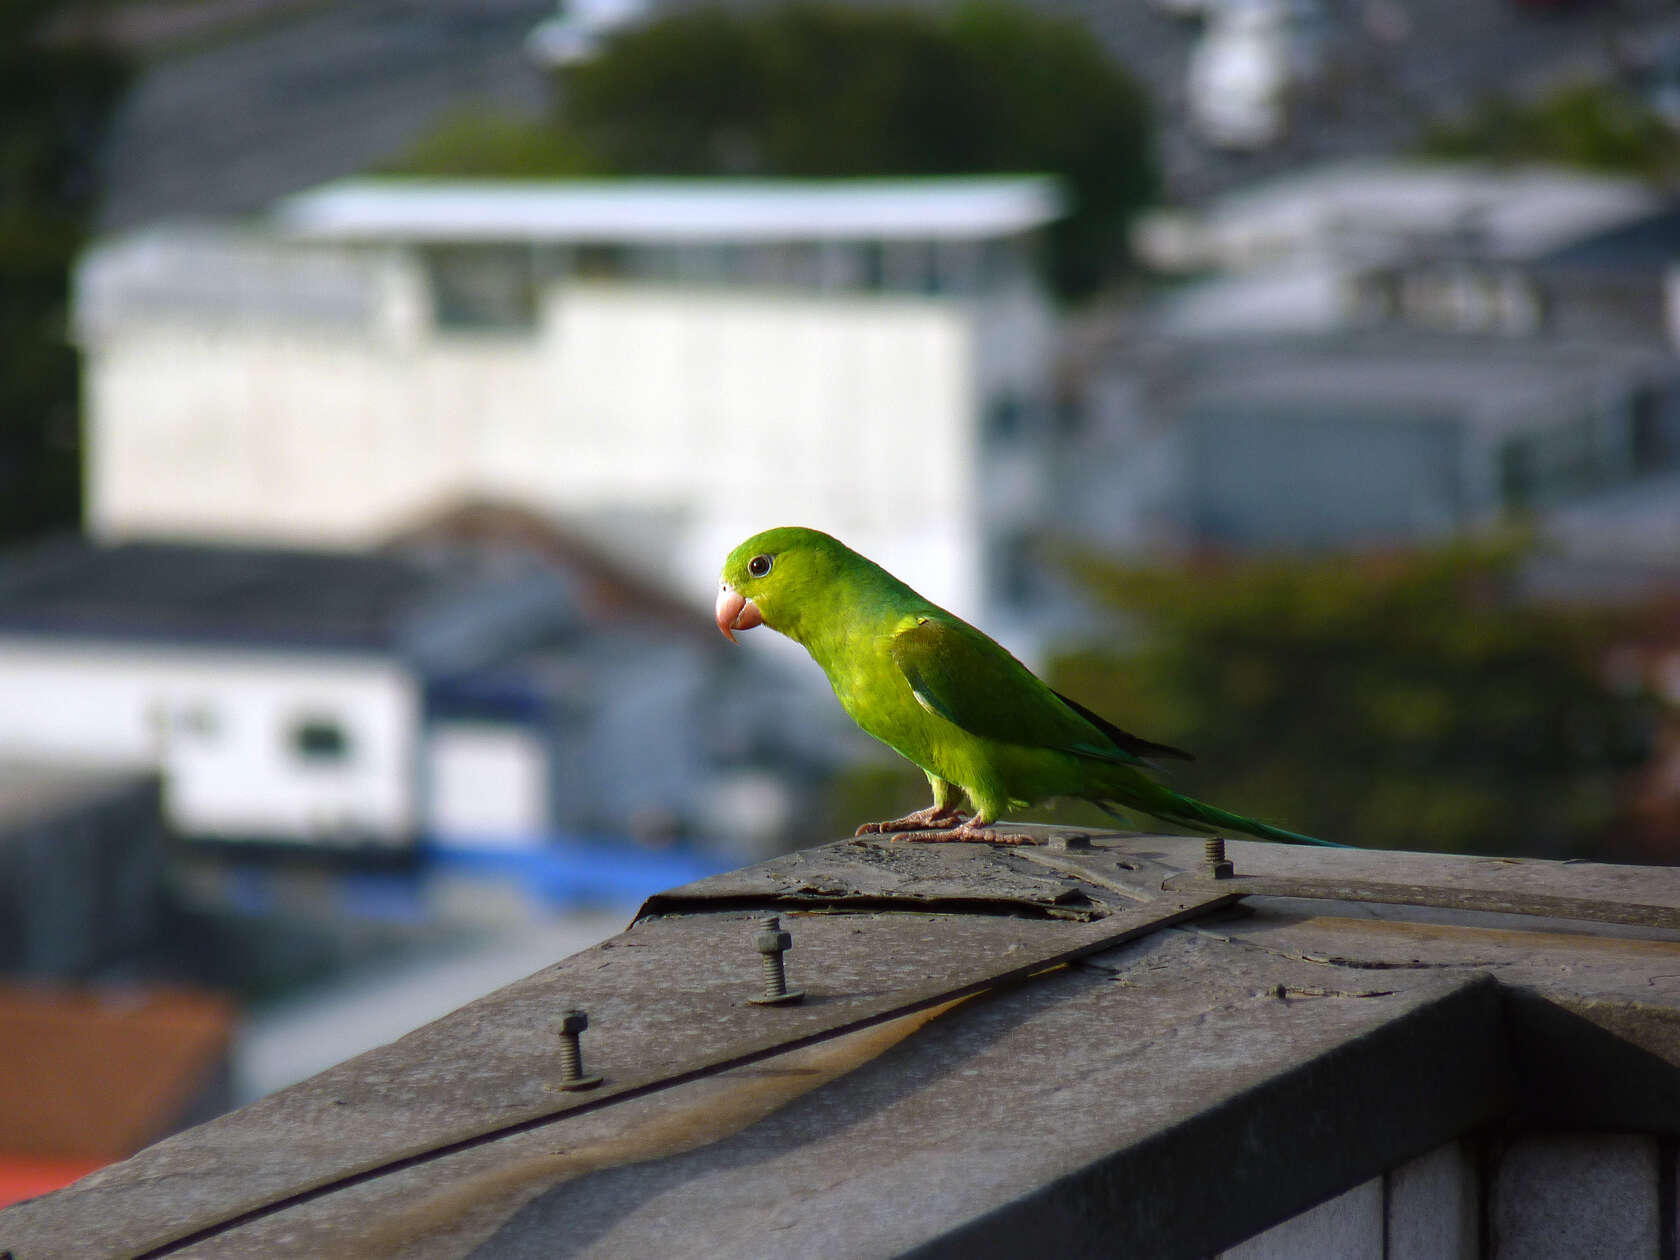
[[889, 617, 1190, 766]]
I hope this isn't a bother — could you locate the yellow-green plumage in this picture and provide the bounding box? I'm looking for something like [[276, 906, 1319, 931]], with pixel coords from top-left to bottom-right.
[[718, 526, 1332, 845]]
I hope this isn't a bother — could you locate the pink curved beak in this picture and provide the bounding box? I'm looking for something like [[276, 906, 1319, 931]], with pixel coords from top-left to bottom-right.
[[715, 584, 764, 643]]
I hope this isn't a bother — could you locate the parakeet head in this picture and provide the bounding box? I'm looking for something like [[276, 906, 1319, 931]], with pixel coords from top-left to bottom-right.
[[716, 526, 857, 644]]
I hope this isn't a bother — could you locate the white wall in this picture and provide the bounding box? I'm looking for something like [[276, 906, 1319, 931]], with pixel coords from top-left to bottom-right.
[[0, 638, 419, 844], [81, 244, 1050, 623], [424, 721, 549, 846]]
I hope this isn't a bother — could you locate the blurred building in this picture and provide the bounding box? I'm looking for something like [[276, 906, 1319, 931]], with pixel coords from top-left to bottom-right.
[[1133, 159, 1666, 340], [74, 176, 1063, 628], [0, 532, 816, 857], [1072, 335, 1680, 555], [1184, 0, 1333, 151], [1075, 161, 1680, 560], [0, 763, 164, 981], [524, 0, 650, 66]]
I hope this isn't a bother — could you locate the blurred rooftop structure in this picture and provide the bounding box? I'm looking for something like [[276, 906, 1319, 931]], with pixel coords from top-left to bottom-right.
[[74, 176, 1065, 636], [0, 535, 575, 662], [0, 531, 814, 860], [1064, 329, 1680, 559], [5, 828, 1679, 1256], [0, 982, 233, 1211], [1134, 159, 1663, 277], [275, 176, 1065, 243], [1061, 158, 1680, 563]]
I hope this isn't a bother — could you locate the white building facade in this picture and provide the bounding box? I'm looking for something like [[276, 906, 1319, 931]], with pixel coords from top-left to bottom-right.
[[75, 178, 1065, 626], [0, 637, 419, 846]]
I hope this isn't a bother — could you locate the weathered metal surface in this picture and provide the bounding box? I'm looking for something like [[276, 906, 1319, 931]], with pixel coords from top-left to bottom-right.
[[643, 829, 1680, 931], [153, 938, 1509, 1258], [9, 829, 1680, 1260], [1172, 835, 1680, 914], [637, 828, 1146, 921], [1166, 871, 1680, 932], [908, 973, 1509, 1260], [1190, 907, 1680, 1133], [0, 893, 1236, 1260]]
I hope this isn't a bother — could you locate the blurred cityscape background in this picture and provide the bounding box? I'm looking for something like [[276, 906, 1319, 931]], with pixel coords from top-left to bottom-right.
[[3, 0, 1680, 1205]]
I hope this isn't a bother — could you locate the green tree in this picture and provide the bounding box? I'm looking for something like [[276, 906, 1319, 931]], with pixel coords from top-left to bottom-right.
[[379, 107, 601, 178], [1418, 81, 1678, 179], [0, 6, 128, 542], [389, 3, 1156, 299], [1045, 541, 1658, 858]]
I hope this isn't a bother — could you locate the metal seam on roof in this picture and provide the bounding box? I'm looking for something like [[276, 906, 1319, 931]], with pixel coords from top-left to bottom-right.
[[1164, 871, 1680, 932]]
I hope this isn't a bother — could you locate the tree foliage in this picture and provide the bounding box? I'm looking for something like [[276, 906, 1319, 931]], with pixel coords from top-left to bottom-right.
[[1418, 81, 1678, 179], [389, 3, 1156, 299], [0, 6, 128, 542], [378, 106, 601, 178], [1047, 541, 1659, 858]]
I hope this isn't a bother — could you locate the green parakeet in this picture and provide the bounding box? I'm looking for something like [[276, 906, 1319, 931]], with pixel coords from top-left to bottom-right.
[[717, 526, 1333, 847]]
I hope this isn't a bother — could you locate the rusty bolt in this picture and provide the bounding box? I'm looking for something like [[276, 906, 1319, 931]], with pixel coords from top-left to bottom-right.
[[749, 914, 804, 1006], [1204, 835, 1234, 880], [550, 1008, 603, 1090]]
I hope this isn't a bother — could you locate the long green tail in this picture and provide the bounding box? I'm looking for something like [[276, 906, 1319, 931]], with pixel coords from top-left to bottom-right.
[[1112, 783, 1347, 848]]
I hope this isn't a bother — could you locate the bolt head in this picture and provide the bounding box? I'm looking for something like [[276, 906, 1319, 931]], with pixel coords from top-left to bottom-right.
[[756, 929, 792, 954], [748, 988, 805, 1006], [552, 1009, 588, 1035]]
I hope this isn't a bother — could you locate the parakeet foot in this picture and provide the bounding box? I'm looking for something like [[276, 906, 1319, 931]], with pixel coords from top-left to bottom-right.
[[855, 806, 970, 836], [888, 822, 1040, 846]]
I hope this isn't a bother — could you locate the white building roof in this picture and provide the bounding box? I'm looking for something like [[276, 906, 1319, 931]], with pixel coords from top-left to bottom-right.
[[273, 177, 1065, 244], [1134, 159, 1660, 271]]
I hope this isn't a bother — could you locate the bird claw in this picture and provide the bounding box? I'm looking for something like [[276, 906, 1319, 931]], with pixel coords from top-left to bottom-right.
[[855, 807, 970, 836], [882, 824, 1041, 846]]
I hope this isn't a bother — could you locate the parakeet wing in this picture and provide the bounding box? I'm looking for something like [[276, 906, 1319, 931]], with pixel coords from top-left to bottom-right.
[[889, 618, 1192, 766]]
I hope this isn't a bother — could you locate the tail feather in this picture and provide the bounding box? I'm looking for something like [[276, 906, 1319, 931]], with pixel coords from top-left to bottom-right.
[[1111, 786, 1346, 849]]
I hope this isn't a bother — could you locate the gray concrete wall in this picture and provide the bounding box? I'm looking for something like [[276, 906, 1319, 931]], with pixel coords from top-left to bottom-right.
[[1222, 1133, 1672, 1259]]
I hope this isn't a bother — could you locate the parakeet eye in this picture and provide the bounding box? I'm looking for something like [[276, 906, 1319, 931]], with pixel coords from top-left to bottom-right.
[[748, 554, 773, 578]]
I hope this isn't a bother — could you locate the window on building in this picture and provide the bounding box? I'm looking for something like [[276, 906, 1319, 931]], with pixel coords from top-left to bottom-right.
[[1053, 393, 1086, 440], [879, 240, 935, 294], [291, 717, 351, 763], [572, 243, 625, 281], [1630, 386, 1670, 474], [1499, 439, 1535, 511], [991, 530, 1036, 610], [423, 245, 537, 331], [986, 393, 1026, 443], [175, 704, 219, 738]]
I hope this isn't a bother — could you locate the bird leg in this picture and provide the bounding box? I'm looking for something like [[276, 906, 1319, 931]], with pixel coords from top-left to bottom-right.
[[876, 818, 1042, 846], [855, 805, 970, 836]]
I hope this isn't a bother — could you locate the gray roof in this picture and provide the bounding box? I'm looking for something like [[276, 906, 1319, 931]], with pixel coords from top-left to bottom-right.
[[0, 537, 577, 669], [1536, 206, 1680, 274], [1161, 336, 1679, 431]]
